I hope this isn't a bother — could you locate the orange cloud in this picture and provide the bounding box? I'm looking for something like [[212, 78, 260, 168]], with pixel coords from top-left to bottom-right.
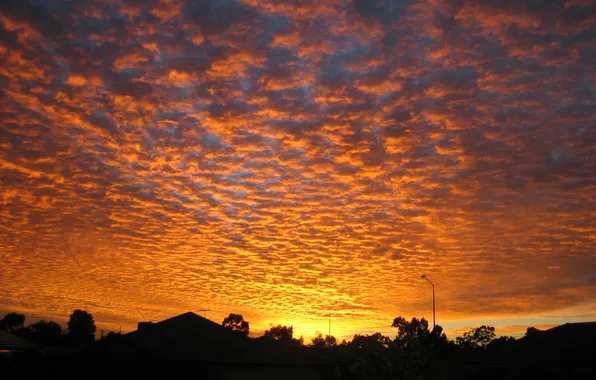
[[66, 74, 104, 87]]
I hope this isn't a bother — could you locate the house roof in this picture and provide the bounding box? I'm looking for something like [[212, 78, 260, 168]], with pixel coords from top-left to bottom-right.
[[123, 312, 348, 367], [488, 322, 596, 366], [125, 312, 249, 361], [0, 330, 41, 351]]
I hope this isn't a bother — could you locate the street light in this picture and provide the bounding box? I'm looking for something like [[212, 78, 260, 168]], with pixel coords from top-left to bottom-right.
[[421, 275, 435, 329], [329, 301, 338, 338]]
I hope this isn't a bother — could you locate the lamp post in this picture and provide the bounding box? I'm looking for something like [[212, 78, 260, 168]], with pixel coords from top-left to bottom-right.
[[421, 275, 435, 329], [329, 301, 337, 339]]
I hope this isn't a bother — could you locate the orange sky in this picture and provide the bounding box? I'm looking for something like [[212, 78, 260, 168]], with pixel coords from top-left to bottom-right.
[[0, 0, 595, 341]]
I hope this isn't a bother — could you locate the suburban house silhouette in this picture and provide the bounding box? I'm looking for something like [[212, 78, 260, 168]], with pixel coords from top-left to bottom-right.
[[97, 311, 343, 380]]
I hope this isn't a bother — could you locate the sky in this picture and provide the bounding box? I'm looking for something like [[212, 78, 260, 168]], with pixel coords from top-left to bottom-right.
[[0, 0, 595, 341]]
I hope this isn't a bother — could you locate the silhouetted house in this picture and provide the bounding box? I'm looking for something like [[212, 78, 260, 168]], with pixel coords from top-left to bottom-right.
[[0, 330, 42, 353], [94, 312, 343, 379], [0, 330, 43, 373], [126, 311, 249, 361], [446, 322, 596, 380], [495, 322, 596, 379]]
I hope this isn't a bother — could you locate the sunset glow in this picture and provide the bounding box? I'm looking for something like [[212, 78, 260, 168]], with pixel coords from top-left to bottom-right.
[[1, 0, 595, 340]]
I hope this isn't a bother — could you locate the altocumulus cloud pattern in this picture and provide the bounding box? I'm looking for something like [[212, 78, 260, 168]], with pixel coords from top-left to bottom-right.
[[0, 0, 595, 337]]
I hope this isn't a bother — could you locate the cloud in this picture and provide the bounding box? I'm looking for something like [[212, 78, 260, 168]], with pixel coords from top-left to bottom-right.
[[0, 0, 594, 339]]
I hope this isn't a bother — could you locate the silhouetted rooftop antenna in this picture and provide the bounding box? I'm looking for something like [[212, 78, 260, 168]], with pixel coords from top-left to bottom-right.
[[199, 309, 211, 318]]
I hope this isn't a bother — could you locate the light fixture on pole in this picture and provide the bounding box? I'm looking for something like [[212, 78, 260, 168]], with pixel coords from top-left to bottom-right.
[[421, 275, 435, 329]]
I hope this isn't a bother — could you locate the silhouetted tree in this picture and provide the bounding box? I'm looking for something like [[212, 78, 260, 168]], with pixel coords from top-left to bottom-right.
[[525, 326, 542, 339], [352, 332, 392, 349], [310, 332, 337, 348], [428, 324, 455, 359], [325, 334, 337, 347], [311, 332, 326, 347], [487, 335, 516, 351], [264, 325, 298, 345], [29, 320, 63, 345], [221, 313, 249, 336], [429, 324, 447, 340], [0, 312, 25, 333], [456, 325, 496, 349], [392, 316, 431, 347], [348, 333, 393, 378], [67, 309, 96, 346], [391, 316, 449, 379]]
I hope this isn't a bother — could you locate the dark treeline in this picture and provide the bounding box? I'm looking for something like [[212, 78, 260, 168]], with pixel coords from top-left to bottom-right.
[[218, 312, 514, 350], [219, 312, 519, 379], [215, 313, 596, 379], [2, 309, 516, 353], [2, 310, 595, 379], [0, 310, 96, 347]]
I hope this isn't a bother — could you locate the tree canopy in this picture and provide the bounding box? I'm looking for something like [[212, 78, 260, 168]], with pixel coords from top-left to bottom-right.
[[525, 326, 542, 339], [67, 309, 96, 345], [0, 312, 25, 333], [264, 324, 299, 345], [221, 313, 249, 336], [487, 335, 516, 351], [456, 325, 496, 349], [29, 320, 63, 345], [352, 332, 392, 350], [392, 316, 431, 348], [310, 332, 337, 347]]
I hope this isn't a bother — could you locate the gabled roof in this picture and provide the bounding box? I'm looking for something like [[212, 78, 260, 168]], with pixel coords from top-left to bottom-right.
[[0, 330, 42, 351], [489, 322, 596, 366], [125, 312, 249, 361], [539, 321, 596, 338]]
